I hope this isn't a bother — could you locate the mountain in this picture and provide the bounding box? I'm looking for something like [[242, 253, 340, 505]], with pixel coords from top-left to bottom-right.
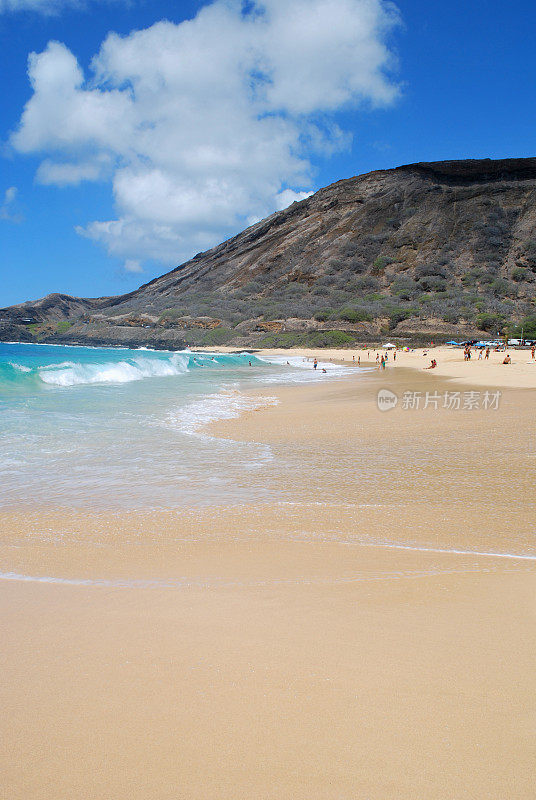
[[3, 156, 536, 348]]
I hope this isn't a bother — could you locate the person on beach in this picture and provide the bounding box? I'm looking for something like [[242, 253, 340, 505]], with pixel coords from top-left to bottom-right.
[[321, 367, 327, 373], [357, 356, 361, 366], [485, 347, 490, 360], [503, 355, 511, 364], [425, 359, 437, 369], [478, 349, 483, 360], [531, 346, 535, 360], [313, 358, 318, 370]]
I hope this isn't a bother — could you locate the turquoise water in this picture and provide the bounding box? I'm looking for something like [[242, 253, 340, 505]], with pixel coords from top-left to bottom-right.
[[0, 342, 351, 509]]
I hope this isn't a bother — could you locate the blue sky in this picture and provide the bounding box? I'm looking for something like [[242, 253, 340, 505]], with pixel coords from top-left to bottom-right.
[[1, 0, 536, 307]]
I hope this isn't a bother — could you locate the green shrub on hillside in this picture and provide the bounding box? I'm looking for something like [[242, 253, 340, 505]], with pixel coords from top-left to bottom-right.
[[512, 267, 529, 282], [312, 330, 356, 347], [353, 276, 380, 292], [476, 312, 504, 332], [258, 330, 356, 348], [56, 320, 72, 333], [159, 308, 187, 321], [371, 256, 392, 275], [314, 308, 334, 321], [387, 306, 417, 330], [418, 275, 447, 292], [27, 323, 42, 338], [337, 307, 371, 323], [512, 315, 536, 338], [364, 292, 383, 302], [478, 271, 497, 285], [392, 277, 419, 300], [415, 264, 449, 279], [461, 270, 480, 286], [489, 278, 515, 297], [201, 327, 235, 345]]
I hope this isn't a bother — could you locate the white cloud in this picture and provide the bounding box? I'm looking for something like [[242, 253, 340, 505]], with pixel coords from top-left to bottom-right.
[[0, 0, 121, 13], [0, 0, 71, 9], [123, 259, 143, 273], [3, 186, 17, 205], [11, 0, 401, 267], [275, 189, 314, 210], [0, 186, 22, 222], [36, 154, 113, 185]]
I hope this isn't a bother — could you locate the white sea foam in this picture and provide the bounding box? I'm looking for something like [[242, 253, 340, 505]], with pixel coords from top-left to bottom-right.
[[8, 362, 31, 372], [257, 354, 361, 383], [38, 353, 190, 386], [0, 564, 526, 590], [361, 541, 536, 561], [3, 340, 134, 349], [164, 390, 278, 435], [37, 360, 75, 370]]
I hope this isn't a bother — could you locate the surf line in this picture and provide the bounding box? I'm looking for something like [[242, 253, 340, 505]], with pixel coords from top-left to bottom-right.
[[0, 571, 196, 588], [0, 565, 516, 590], [353, 540, 536, 561]]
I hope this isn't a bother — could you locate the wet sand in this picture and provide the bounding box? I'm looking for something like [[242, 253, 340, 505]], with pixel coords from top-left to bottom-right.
[[1, 357, 535, 799]]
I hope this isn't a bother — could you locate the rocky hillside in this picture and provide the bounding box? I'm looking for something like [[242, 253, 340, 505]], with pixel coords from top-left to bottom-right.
[[3, 157, 536, 348]]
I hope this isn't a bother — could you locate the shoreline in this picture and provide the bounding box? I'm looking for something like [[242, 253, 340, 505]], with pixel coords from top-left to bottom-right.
[[199, 343, 536, 388], [5, 337, 536, 388]]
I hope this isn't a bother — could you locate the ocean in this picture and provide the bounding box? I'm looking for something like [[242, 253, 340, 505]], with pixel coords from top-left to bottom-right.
[[0, 342, 353, 510]]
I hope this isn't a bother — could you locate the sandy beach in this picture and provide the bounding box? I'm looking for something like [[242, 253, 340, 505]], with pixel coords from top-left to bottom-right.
[[1, 348, 535, 799]]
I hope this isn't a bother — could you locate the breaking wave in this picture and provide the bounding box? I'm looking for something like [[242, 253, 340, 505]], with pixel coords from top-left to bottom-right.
[[0, 348, 265, 389], [164, 390, 279, 435], [39, 353, 190, 386]]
